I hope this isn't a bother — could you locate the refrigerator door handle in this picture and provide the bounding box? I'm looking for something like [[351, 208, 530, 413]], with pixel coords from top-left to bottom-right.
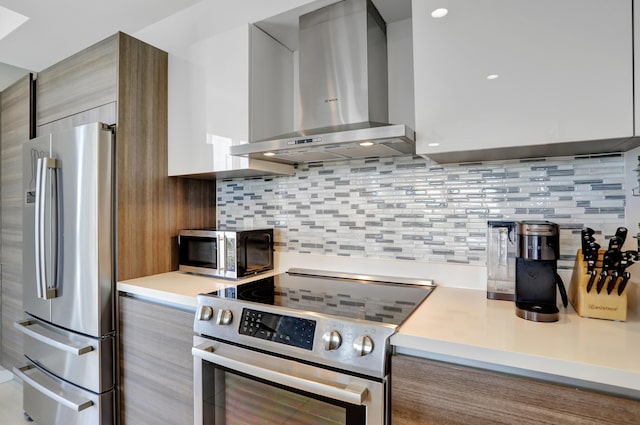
[[35, 157, 59, 300], [15, 320, 94, 355], [35, 157, 44, 299], [13, 365, 94, 412]]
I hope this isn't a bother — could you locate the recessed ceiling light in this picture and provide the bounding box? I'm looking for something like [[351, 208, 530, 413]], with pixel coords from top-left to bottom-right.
[[431, 8, 448, 18], [360, 142, 374, 147], [263, 152, 275, 157], [427, 142, 440, 147], [0, 5, 29, 41], [486, 74, 499, 80]]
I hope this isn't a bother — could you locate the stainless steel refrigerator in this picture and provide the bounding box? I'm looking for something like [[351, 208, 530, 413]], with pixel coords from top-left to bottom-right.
[[14, 122, 116, 425]]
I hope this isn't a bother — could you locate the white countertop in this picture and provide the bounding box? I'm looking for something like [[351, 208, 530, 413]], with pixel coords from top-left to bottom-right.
[[117, 271, 277, 309], [392, 286, 640, 394], [118, 266, 640, 395]]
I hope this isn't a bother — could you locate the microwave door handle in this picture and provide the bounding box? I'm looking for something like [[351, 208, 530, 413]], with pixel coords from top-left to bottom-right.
[[192, 344, 369, 405], [218, 235, 226, 272]]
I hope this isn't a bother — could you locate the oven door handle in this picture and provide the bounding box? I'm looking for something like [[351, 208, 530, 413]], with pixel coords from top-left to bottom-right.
[[192, 343, 369, 405]]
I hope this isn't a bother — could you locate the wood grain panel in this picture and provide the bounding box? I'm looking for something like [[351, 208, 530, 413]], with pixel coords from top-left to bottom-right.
[[0, 74, 32, 370], [115, 32, 216, 281], [392, 354, 640, 425], [118, 295, 194, 425], [36, 102, 117, 136], [36, 35, 117, 126]]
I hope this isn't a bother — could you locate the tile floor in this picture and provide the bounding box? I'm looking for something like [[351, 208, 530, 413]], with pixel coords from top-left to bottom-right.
[[0, 377, 33, 425]]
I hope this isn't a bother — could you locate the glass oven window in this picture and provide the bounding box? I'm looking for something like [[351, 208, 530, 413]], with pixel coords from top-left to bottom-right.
[[202, 361, 366, 425]]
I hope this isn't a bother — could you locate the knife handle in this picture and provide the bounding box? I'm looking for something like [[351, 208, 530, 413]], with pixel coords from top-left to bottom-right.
[[595, 271, 608, 294], [617, 272, 631, 296], [608, 236, 623, 251], [614, 227, 628, 245], [585, 269, 598, 293], [606, 271, 620, 295]]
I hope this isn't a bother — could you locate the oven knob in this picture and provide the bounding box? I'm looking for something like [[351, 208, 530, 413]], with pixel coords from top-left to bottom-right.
[[353, 335, 374, 356], [322, 331, 342, 351], [216, 309, 233, 326], [197, 305, 214, 321]]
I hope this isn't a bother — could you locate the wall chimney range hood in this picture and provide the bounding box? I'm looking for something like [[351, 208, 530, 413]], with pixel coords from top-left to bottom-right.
[[230, 0, 415, 165]]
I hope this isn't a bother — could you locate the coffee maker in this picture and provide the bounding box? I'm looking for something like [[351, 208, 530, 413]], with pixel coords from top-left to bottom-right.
[[515, 221, 568, 322]]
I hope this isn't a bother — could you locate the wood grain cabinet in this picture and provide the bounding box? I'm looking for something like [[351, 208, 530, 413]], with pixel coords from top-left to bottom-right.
[[0, 74, 33, 371], [413, 0, 639, 163], [35, 32, 216, 281], [392, 354, 640, 424], [119, 295, 194, 425]]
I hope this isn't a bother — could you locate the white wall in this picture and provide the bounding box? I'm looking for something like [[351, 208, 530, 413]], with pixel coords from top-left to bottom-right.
[[625, 146, 640, 250], [134, 0, 336, 56], [0, 62, 29, 91]]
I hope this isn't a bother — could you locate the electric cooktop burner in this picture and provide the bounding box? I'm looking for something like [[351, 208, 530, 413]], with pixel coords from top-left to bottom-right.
[[208, 268, 436, 325], [195, 269, 436, 378]]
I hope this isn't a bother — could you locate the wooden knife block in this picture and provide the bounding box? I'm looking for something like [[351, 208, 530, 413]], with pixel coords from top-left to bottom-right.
[[568, 249, 627, 321]]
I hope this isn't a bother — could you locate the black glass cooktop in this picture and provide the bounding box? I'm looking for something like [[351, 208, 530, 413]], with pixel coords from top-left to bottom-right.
[[208, 271, 435, 325]]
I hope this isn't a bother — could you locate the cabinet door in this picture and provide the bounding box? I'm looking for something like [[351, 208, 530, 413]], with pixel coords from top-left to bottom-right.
[[168, 24, 294, 177], [1, 74, 33, 371], [392, 355, 640, 424], [118, 295, 194, 425], [168, 25, 249, 176], [413, 0, 633, 161], [36, 35, 117, 126]]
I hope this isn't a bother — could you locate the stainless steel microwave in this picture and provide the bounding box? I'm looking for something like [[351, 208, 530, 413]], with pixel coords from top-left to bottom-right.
[[178, 228, 273, 279]]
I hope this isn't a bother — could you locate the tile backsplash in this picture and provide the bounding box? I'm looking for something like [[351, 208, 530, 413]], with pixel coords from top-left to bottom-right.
[[217, 154, 626, 270]]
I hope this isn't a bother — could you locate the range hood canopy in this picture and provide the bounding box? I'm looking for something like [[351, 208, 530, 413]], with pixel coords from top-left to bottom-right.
[[230, 0, 415, 165]]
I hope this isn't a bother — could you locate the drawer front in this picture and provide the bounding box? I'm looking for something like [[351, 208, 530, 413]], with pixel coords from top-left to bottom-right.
[[17, 318, 114, 392], [15, 364, 114, 425]]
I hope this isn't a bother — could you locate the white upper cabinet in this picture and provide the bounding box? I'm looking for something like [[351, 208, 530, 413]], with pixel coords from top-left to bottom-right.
[[167, 24, 294, 178], [413, 0, 636, 163], [635, 0, 640, 135]]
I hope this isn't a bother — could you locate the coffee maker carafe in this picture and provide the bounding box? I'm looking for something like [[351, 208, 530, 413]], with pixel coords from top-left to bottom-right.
[[515, 221, 568, 322]]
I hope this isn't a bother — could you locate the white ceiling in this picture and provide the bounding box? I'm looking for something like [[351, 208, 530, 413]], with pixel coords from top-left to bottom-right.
[[0, 0, 411, 90], [0, 0, 203, 83]]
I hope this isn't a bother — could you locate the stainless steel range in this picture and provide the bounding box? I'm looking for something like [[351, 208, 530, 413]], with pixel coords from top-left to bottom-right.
[[192, 268, 435, 425]]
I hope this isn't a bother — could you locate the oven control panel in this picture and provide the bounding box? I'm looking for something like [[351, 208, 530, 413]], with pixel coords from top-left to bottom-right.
[[194, 294, 398, 379], [239, 308, 316, 350]]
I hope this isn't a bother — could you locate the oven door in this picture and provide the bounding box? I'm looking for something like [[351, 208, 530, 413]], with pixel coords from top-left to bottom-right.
[[192, 336, 387, 425]]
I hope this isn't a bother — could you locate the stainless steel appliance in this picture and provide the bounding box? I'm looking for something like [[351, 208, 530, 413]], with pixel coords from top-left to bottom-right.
[[487, 221, 516, 300], [14, 123, 115, 425], [515, 221, 568, 322], [192, 268, 435, 425], [178, 228, 273, 279], [230, 0, 415, 164]]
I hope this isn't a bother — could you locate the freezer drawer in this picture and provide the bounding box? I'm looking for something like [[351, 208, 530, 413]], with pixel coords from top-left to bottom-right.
[[14, 364, 115, 425], [16, 317, 114, 393]]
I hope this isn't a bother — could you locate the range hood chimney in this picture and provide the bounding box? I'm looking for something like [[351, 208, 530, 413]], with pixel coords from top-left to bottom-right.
[[230, 0, 415, 165]]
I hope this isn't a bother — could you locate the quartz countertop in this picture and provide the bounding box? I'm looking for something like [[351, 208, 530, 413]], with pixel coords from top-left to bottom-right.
[[118, 269, 640, 395], [117, 271, 277, 309], [392, 286, 640, 395]]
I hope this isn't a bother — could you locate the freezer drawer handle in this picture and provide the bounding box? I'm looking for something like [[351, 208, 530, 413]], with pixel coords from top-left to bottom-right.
[[13, 365, 94, 412], [15, 320, 94, 355], [192, 343, 369, 405]]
